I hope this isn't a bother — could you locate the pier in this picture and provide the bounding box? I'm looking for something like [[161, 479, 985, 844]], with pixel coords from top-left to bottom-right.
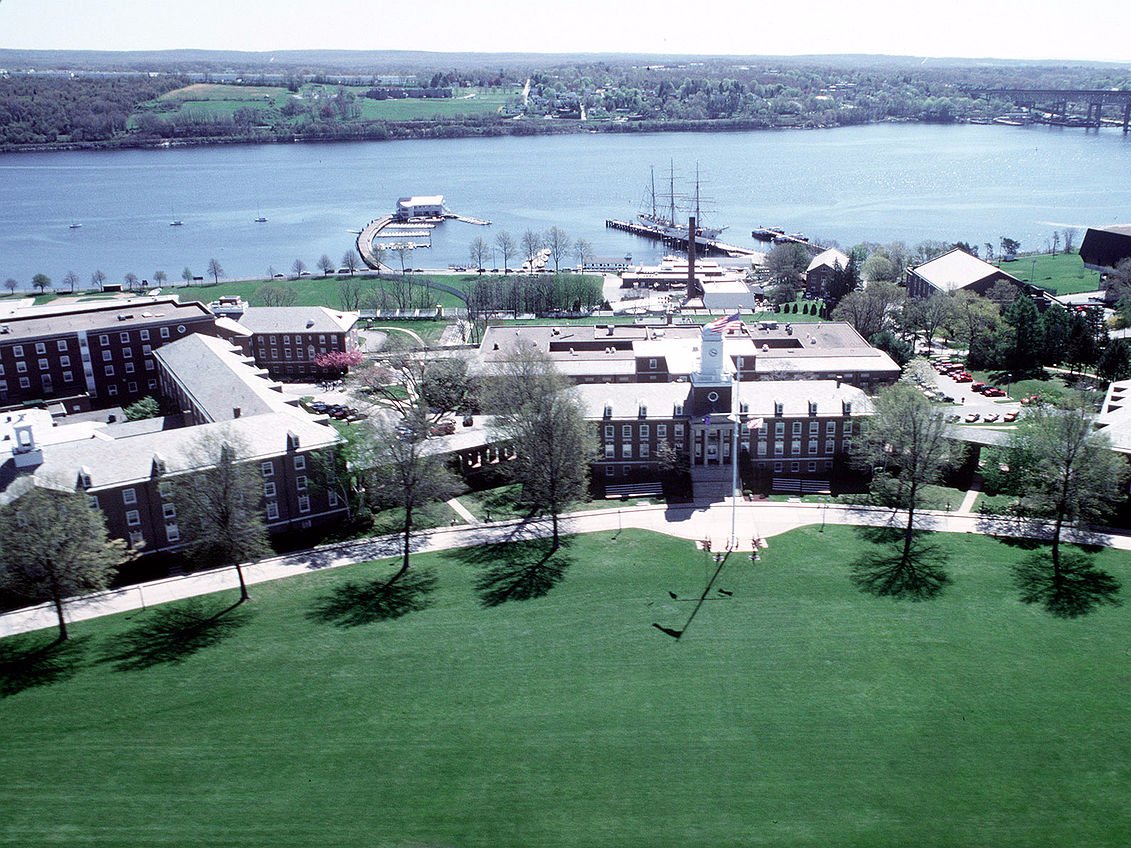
[[606, 219, 759, 258]]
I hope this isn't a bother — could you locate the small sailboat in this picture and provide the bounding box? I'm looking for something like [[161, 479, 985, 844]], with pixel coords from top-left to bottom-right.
[[255, 204, 267, 223], [68, 222, 82, 229], [170, 206, 183, 226]]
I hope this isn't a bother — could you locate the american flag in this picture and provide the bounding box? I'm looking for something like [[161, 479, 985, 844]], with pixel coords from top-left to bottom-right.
[[706, 311, 743, 332]]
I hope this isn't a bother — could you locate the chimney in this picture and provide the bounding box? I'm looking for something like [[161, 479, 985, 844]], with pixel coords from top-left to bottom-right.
[[233, 407, 242, 419]]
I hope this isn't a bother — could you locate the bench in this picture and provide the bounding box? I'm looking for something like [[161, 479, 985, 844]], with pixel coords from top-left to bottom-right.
[[604, 482, 665, 499]]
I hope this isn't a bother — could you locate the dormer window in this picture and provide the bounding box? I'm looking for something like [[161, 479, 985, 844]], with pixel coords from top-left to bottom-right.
[[842, 401, 853, 416], [808, 401, 818, 417], [774, 402, 783, 417]]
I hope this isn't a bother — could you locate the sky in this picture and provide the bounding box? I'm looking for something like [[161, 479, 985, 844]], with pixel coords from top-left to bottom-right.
[[1, 0, 1129, 64]]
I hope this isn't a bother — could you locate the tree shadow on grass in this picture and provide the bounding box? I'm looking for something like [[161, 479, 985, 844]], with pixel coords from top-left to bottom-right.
[[447, 537, 573, 608], [1012, 549, 1122, 618], [100, 598, 252, 672], [0, 633, 90, 698], [308, 567, 438, 627], [850, 527, 950, 601]]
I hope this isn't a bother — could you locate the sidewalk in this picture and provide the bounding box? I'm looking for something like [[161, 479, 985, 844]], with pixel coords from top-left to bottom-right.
[[3, 498, 1127, 638]]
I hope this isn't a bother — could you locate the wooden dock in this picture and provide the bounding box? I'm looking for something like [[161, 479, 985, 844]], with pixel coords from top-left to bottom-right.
[[606, 219, 759, 258]]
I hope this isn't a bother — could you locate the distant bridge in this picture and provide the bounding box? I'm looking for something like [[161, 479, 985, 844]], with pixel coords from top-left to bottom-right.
[[969, 88, 1131, 132]]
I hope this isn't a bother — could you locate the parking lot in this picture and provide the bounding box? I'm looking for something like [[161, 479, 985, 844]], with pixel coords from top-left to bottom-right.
[[924, 357, 1024, 425]]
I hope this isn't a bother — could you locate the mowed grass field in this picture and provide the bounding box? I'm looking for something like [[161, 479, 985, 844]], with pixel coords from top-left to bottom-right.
[[2, 527, 1130, 847], [998, 251, 1101, 296]]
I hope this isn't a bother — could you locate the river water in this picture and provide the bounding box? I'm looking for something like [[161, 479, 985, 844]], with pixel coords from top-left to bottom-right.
[[1, 123, 1129, 286]]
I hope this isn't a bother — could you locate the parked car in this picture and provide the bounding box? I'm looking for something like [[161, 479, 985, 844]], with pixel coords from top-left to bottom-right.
[[1003, 411, 1019, 422], [971, 382, 986, 392], [429, 419, 456, 436], [983, 388, 1007, 398], [965, 413, 981, 423], [953, 374, 973, 383], [983, 413, 1000, 422]]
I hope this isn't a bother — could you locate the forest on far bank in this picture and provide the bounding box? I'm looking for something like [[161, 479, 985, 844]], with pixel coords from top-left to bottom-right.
[[1, 51, 1128, 150]]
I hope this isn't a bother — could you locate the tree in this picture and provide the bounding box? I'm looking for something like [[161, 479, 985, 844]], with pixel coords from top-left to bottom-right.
[[355, 342, 474, 426], [1096, 338, 1131, 382], [831, 280, 905, 340], [395, 246, 414, 275], [543, 227, 572, 274], [854, 382, 955, 598], [173, 432, 272, 603], [92, 269, 108, 289], [944, 290, 999, 365], [317, 253, 335, 277], [469, 236, 490, 271], [0, 485, 126, 641], [123, 395, 160, 421], [764, 242, 810, 289], [3, 278, 17, 295], [494, 230, 516, 273], [574, 238, 593, 271], [350, 413, 459, 588], [31, 273, 51, 293], [994, 295, 1043, 377], [124, 272, 139, 291], [153, 270, 168, 287], [1061, 227, 1078, 254], [371, 243, 387, 276], [342, 248, 361, 276], [1007, 398, 1128, 614], [62, 270, 80, 293], [1000, 236, 1021, 259], [521, 229, 544, 270], [181, 267, 193, 285], [314, 349, 365, 374], [291, 258, 307, 278], [486, 347, 591, 549], [256, 285, 297, 307], [206, 258, 224, 284]]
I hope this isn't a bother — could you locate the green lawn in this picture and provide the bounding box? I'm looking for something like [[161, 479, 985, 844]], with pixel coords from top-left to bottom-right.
[[2, 527, 1130, 847], [357, 89, 510, 120], [998, 251, 1100, 296]]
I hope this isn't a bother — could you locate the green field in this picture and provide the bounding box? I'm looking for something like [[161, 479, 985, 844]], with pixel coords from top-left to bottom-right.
[[2, 526, 1130, 847], [357, 89, 510, 121], [998, 251, 1101, 296]]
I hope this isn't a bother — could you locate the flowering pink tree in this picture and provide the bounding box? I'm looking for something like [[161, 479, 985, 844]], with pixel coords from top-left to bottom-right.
[[314, 349, 364, 375]]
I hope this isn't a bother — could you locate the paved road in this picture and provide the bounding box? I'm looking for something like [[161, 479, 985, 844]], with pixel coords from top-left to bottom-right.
[[3, 498, 1126, 639]]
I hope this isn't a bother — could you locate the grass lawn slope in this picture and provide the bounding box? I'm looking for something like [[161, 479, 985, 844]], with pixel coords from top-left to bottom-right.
[[1, 527, 1129, 847]]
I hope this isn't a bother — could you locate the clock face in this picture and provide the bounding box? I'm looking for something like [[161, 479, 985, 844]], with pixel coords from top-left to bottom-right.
[[708, 348, 718, 357]]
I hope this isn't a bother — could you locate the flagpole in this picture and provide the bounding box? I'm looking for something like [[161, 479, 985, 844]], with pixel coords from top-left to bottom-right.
[[730, 355, 741, 549]]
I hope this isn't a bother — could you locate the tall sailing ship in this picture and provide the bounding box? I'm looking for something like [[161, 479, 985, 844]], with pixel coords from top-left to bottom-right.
[[637, 161, 727, 242]]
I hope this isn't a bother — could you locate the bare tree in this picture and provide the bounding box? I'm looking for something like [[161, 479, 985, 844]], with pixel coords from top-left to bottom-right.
[[93, 269, 109, 289], [291, 258, 307, 278], [256, 285, 298, 307], [342, 248, 360, 276], [544, 226, 572, 273], [206, 258, 224, 284], [174, 431, 272, 603], [338, 277, 364, 311], [3, 278, 17, 295], [124, 272, 139, 291], [153, 270, 168, 287], [520, 229, 543, 271], [469, 236, 490, 271], [371, 243, 386, 277], [62, 270, 80, 293], [317, 253, 335, 277], [574, 237, 593, 271], [395, 246, 414, 275], [494, 230, 516, 273], [1061, 228, 1078, 254]]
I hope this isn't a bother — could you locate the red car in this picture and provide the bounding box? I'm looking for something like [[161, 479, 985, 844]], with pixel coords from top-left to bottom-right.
[[971, 382, 986, 392], [953, 373, 973, 383], [983, 388, 1007, 398]]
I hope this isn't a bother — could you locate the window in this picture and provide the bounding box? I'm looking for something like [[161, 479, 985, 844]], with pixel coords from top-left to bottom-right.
[[296, 476, 307, 492], [57, 340, 68, 351], [127, 382, 137, 393], [293, 455, 306, 471], [282, 335, 290, 345], [177, 325, 186, 334], [604, 444, 615, 458], [757, 441, 767, 456], [269, 335, 277, 345], [604, 425, 614, 439], [328, 490, 339, 507], [808, 462, 817, 472], [648, 358, 657, 369], [298, 495, 310, 513], [844, 438, 854, 453], [16, 361, 27, 374], [640, 442, 650, 458], [166, 524, 180, 542], [774, 462, 783, 473], [774, 421, 784, 435], [129, 531, 145, 548], [639, 424, 649, 440], [0, 364, 4, 376], [264, 482, 277, 498], [162, 503, 177, 520], [107, 385, 118, 396], [142, 344, 151, 355], [621, 424, 632, 439], [622, 443, 632, 458], [266, 501, 280, 520], [160, 327, 170, 339], [104, 365, 114, 376], [261, 462, 275, 477], [63, 371, 74, 383], [102, 350, 112, 362], [140, 329, 150, 341], [792, 422, 802, 435], [60, 355, 70, 367], [791, 442, 801, 456], [825, 439, 836, 454], [808, 439, 818, 454], [159, 482, 173, 499], [37, 358, 48, 370], [119, 332, 129, 343], [122, 347, 132, 358], [35, 342, 46, 354], [145, 360, 155, 371], [809, 421, 819, 435], [12, 345, 23, 358], [826, 421, 836, 434], [844, 422, 854, 435], [657, 424, 668, 440], [125, 362, 135, 374], [774, 441, 784, 457], [19, 377, 30, 389], [605, 465, 615, 477], [122, 488, 137, 505], [98, 336, 108, 346], [126, 509, 141, 527], [147, 379, 158, 390], [791, 462, 800, 472], [674, 424, 685, 438]]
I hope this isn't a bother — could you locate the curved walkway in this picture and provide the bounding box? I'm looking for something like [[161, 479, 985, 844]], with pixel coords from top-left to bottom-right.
[[2, 499, 1127, 638]]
